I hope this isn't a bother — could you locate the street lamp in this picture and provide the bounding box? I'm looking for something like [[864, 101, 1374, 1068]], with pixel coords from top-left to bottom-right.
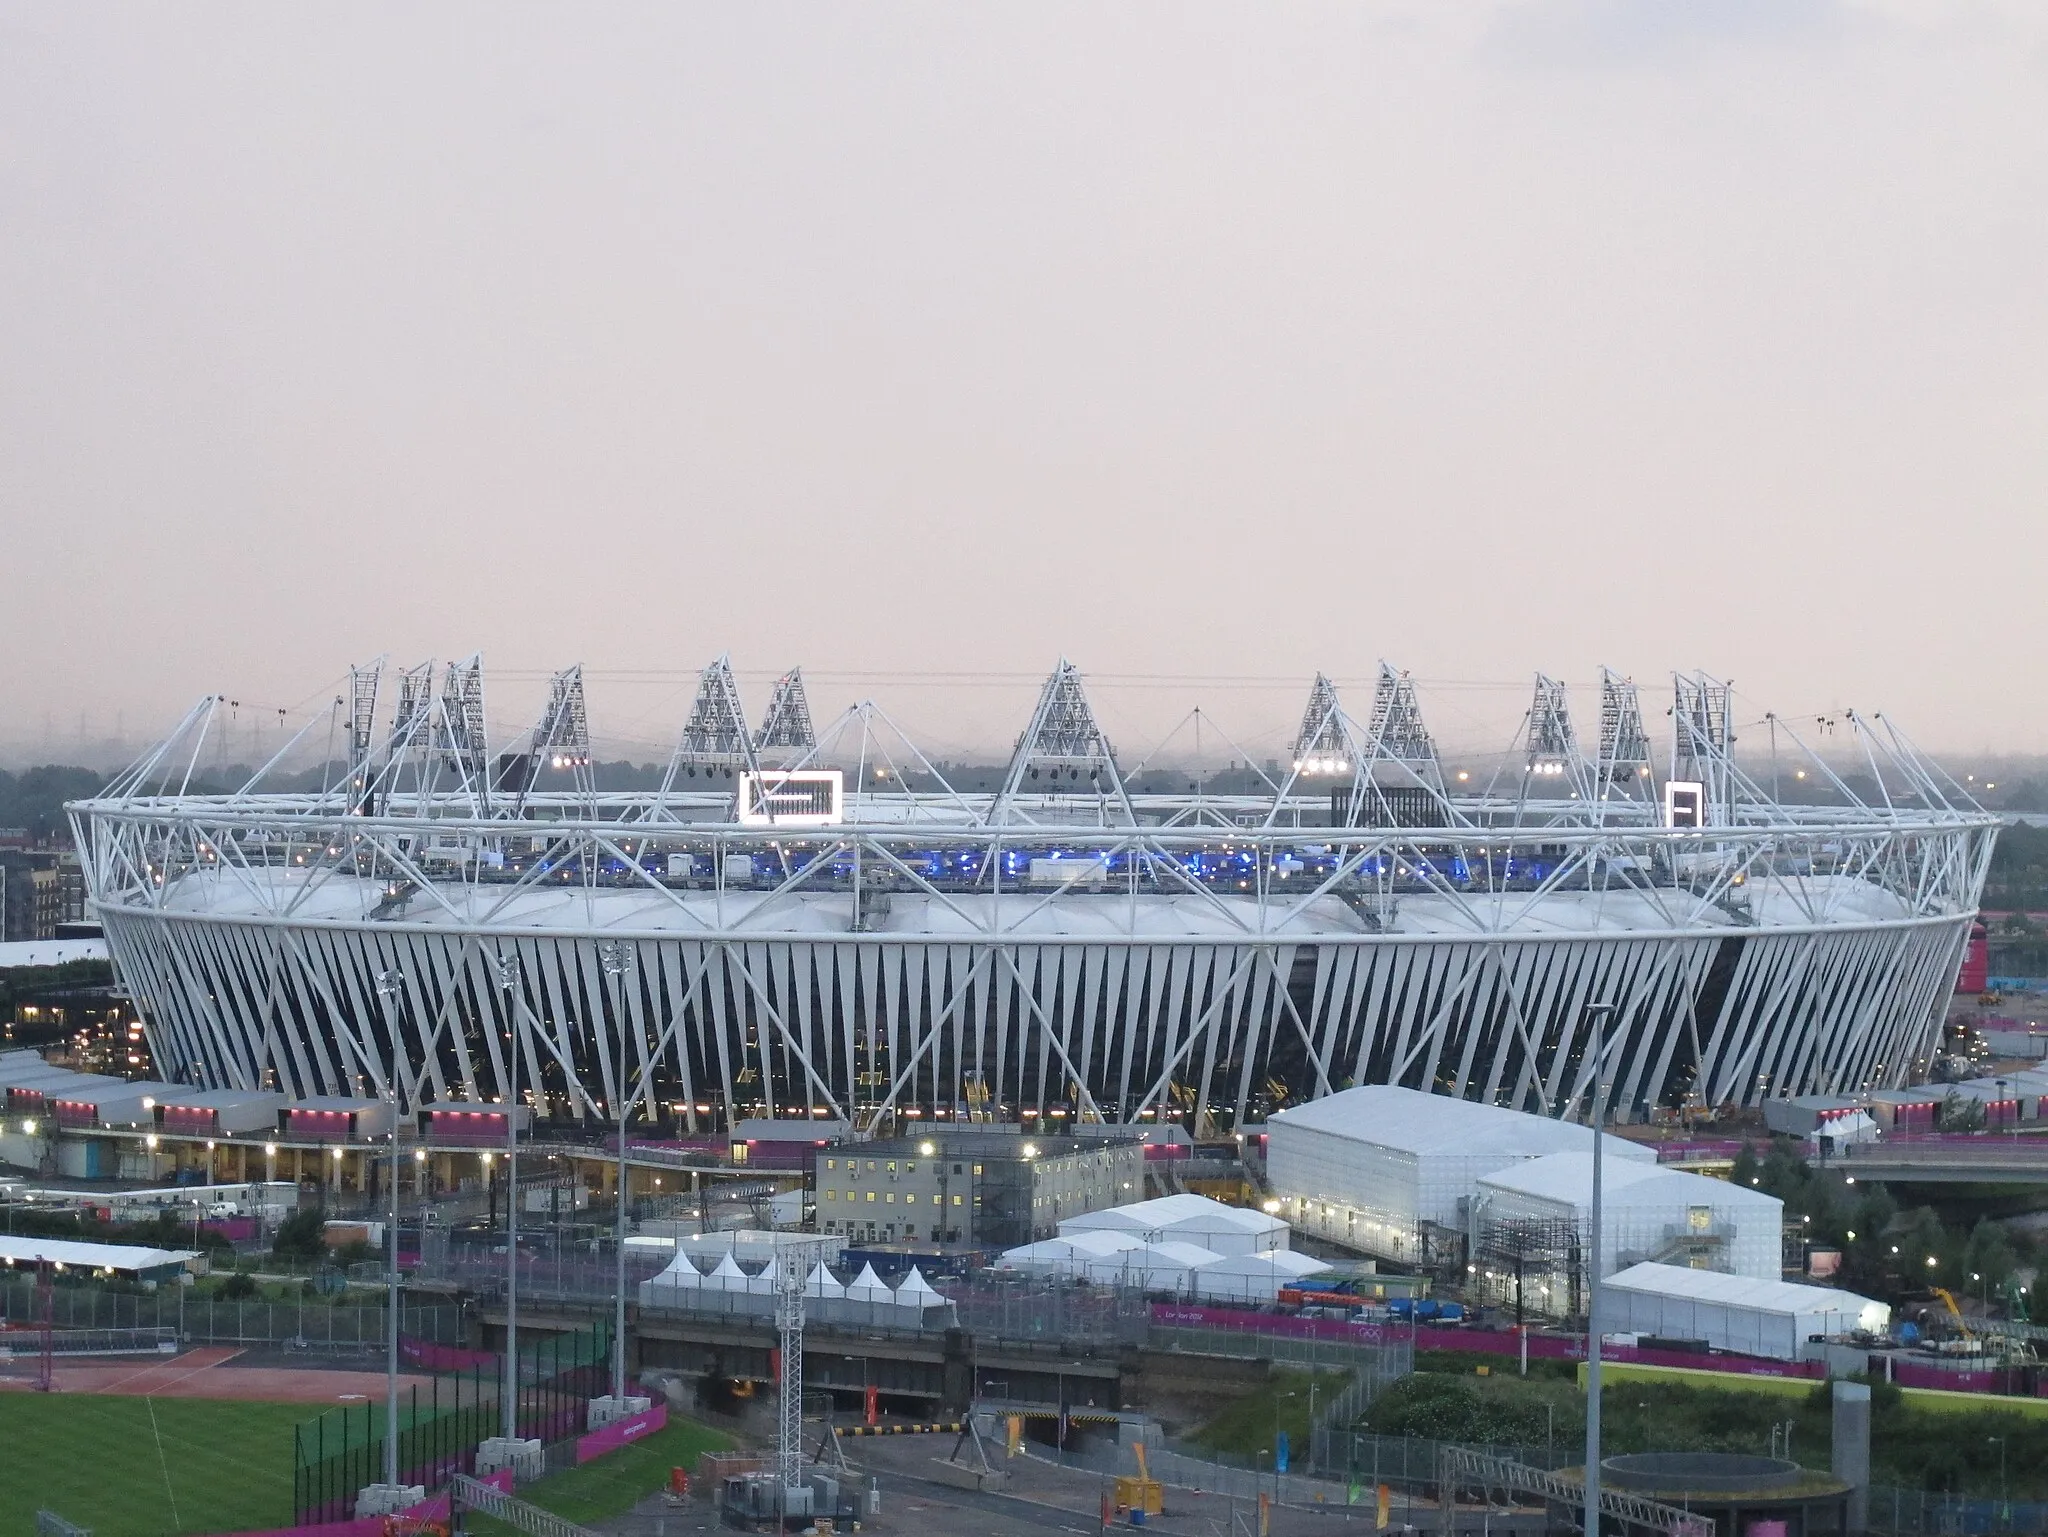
[[1581, 1002, 1618, 1537], [373, 966, 405, 1493], [600, 939, 635, 1402], [493, 952, 522, 1443]]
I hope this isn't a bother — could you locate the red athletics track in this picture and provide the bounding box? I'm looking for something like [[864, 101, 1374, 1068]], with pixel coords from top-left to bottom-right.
[[0, 1345, 434, 1401]]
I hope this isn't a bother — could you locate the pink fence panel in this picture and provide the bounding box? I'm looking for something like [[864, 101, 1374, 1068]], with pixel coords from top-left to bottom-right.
[[576, 1401, 667, 1463]]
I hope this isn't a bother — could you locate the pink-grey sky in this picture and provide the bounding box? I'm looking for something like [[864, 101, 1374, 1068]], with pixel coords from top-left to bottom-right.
[[3, 2, 2045, 765]]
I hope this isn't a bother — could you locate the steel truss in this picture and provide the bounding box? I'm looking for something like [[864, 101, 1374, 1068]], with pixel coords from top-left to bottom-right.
[[73, 659, 1999, 1135]]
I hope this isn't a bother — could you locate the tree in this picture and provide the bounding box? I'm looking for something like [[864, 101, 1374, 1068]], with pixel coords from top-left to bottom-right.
[[273, 1206, 327, 1260]]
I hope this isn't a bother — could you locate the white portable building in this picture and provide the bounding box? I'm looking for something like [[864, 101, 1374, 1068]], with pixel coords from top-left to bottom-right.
[[1600, 1262, 1889, 1361], [1476, 1152, 1783, 1281], [1265, 1086, 1656, 1262], [1189, 1250, 1335, 1304], [1059, 1193, 1288, 1256]]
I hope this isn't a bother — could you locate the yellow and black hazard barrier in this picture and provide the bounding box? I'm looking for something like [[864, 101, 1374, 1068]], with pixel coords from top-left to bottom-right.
[[835, 1422, 966, 1437]]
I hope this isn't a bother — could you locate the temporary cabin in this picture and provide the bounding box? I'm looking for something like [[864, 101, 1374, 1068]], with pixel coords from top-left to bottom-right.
[[155, 1088, 288, 1138], [283, 1097, 395, 1142], [1864, 1087, 1944, 1133]]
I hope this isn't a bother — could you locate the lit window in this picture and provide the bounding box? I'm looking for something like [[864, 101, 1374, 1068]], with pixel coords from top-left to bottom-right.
[[905, 1193, 916, 1204], [886, 1193, 895, 1204], [865, 1190, 875, 1202], [825, 1190, 836, 1201], [826, 1158, 836, 1170]]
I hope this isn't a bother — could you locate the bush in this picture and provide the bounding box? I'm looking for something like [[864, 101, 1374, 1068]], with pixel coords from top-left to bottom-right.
[[216, 1272, 258, 1301]]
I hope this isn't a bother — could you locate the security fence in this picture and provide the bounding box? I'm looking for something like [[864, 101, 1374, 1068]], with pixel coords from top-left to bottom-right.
[[0, 1279, 465, 1350], [293, 1320, 608, 1522], [1867, 1487, 2048, 1537]]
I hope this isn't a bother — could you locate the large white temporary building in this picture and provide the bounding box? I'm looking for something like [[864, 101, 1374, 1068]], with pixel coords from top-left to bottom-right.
[[1058, 1193, 1288, 1256], [1265, 1086, 1655, 1262], [1189, 1250, 1335, 1304], [1600, 1262, 1889, 1361], [998, 1231, 1149, 1277], [1079, 1240, 1223, 1290], [1476, 1152, 1783, 1282]]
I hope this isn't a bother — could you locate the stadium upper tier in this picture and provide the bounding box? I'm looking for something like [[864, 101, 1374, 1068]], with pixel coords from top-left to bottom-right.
[[70, 657, 1999, 1131]]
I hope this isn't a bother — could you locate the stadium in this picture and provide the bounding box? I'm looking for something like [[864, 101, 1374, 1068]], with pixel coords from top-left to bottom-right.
[[69, 658, 1998, 1135]]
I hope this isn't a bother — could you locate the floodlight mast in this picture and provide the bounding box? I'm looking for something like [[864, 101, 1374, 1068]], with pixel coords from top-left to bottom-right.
[[1582, 1002, 1618, 1537], [777, 1238, 835, 1513]]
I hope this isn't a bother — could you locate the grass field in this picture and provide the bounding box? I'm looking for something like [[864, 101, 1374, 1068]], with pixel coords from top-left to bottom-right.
[[465, 1418, 734, 1535], [0, 1397, 304, 1537]]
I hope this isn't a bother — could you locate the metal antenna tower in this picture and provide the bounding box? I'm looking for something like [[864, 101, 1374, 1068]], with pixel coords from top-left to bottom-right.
[[1291, 673, 1350, 775], [995, 658, 1131, 820], [753, 668, 818, 769]]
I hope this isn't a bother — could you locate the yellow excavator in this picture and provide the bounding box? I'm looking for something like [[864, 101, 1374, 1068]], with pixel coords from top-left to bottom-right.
[[1929, 1287, 1985, 1358]]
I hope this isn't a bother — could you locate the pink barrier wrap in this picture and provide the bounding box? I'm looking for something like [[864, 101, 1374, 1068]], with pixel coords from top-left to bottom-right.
[[210, 1468, 512, 1537], [1150, 1305, 1824, 1378], [576, 1400, 667, 1463], [397, 1335, 499, 1372]]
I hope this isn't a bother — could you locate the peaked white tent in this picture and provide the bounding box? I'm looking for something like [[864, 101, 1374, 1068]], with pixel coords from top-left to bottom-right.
[[845, 1262, 894, 1302], [804, 1261, 845, 1300], [705, 1252, 749, 1292], [895, 1267, 945, 1309]]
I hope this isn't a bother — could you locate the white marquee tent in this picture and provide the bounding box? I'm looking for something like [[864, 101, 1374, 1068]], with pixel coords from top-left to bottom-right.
[[1600, 1262, 1889, 1361], [1060, 1194, 1288, 1256]]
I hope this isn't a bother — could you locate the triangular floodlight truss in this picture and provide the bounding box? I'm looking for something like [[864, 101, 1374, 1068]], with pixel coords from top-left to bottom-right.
[[1671, 672, 1735, 826], [1335, 663, 1455, 829], [435, 655, 494, 816], [348, 664, 381, 764], [1291, 674, 1351, 776], [1522, 674, 1594, 802], [1366, 664, 1441, 784], [753, 668, 817, 763], [674, 655, 753, 769], [995, 659, 1131, 822], [521, 664, 594, 811], [1596, 669, 1656, 799]]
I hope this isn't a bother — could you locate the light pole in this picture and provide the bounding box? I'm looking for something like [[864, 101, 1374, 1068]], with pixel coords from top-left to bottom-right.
[[1581, 1002, 1617, 1537], [494, 952, 521, 1442], [374, 967, 405, 1492], [600, 939, 635, 1402]]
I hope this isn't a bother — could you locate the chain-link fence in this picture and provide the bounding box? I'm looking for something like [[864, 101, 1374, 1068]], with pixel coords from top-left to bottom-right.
[[293, 1321, 608, 1523], [0, 1279, 464, 1349], [1868, 1487, 2048, 1537]]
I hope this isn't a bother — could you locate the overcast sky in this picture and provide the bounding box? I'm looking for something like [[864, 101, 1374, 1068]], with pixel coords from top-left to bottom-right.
[[3, 2, 2044, 766]]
